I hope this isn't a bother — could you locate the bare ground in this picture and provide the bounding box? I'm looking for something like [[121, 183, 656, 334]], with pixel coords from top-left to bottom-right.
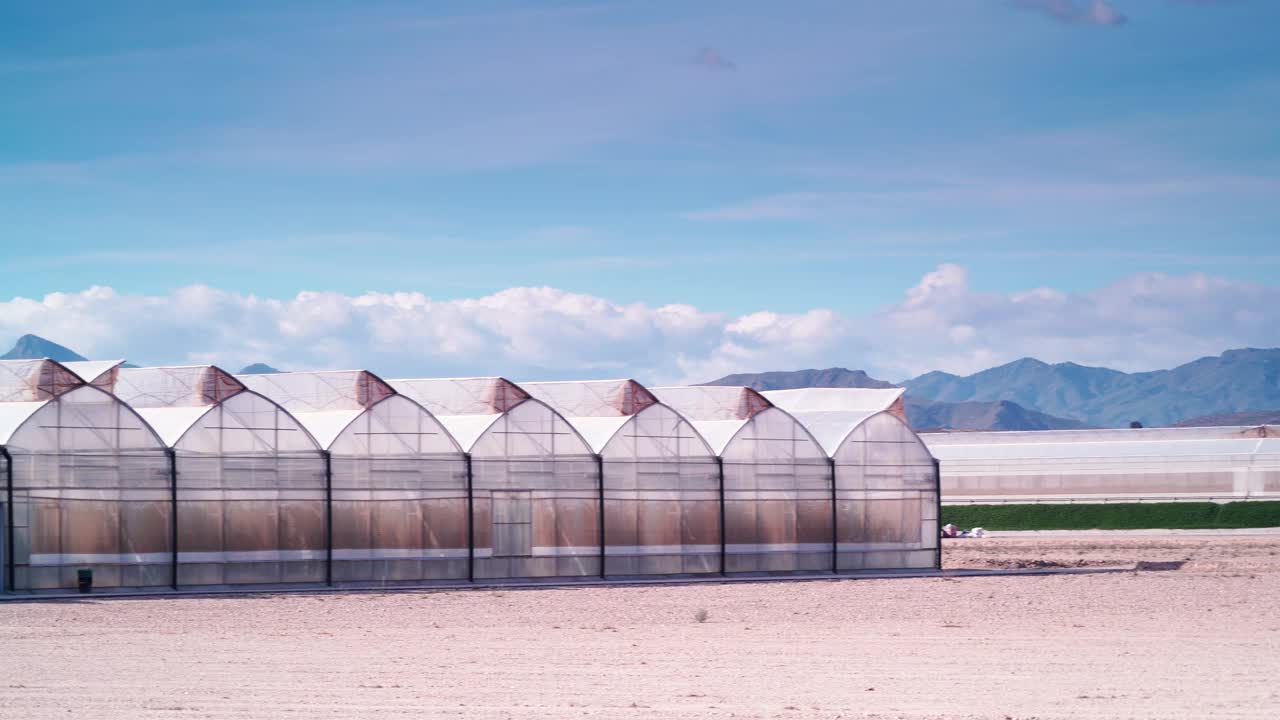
[[3, 534, 1279, 719]]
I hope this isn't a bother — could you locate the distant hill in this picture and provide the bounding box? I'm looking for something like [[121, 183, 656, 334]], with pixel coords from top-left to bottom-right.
[[1173, 409, 1280, 427], [238, 363, 282, 374], [701, 367, 1085, 432], [706, 367, 895, 391], [902, 348, 1280, 427], [1, 334, 87, 362], [907, 398, 1090, 432]]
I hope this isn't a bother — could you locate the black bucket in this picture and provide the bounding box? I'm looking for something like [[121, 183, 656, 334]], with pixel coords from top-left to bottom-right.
[[77, 568, 93, 593]]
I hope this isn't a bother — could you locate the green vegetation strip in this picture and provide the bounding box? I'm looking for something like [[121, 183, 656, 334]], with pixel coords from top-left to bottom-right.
[[941, 501, 1280, 531]]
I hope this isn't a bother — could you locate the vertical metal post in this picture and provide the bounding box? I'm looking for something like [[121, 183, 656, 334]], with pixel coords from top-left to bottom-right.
[[167, 448, 178, 590], [2, 447, 13, 594], [716, 456, 726, 576], [323, 450, 333, 586], [465, 453, 474, 582], [933, 457, 943, 571], [595, 454, 606, 579], [829, 456, 838, 574]]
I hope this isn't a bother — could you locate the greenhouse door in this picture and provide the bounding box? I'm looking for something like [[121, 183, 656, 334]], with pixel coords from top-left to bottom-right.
[[491, 491, 533, 558]]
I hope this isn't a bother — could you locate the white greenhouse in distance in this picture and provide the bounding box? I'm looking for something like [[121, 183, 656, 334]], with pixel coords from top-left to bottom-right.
[[924, 425, 1280, 504]]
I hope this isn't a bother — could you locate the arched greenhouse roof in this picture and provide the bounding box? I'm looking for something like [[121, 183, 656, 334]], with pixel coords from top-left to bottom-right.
[[521, 379, 715, 456], [762, 387, 922, 458], [106, 365, 322, 451], [0, 359, 164, 451], [237, 369, 463, 453], [388, 376, 591, 455]]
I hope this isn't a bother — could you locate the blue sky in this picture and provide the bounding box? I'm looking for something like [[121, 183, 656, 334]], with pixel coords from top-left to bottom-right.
[[1, 1, 1278, 381]]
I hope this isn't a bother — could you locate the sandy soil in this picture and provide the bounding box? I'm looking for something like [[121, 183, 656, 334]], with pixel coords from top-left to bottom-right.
[[2, 534, 1279, 720]]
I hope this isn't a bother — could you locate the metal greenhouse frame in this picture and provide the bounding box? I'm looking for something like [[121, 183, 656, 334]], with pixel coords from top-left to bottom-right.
[[106, 366, 329, 587], [237, 370, 470, 584], [763, 388, 941, 571], [521, 380, 722, 577], [389, 377, 601, 580], [651, 385, 834, 574], [1, 360, 171, 593]]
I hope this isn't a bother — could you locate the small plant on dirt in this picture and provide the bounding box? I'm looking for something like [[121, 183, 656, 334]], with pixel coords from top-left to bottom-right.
[[694, 608, 709, 623]]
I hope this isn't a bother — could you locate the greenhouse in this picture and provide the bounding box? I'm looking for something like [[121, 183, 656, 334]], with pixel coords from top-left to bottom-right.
[[236, 370, 469, 584], [763, 388, 939, 571], [1, 359, 170, 593], [924, 425, 1280, 503], [105, 366, 328, 587], [388, 377, 601, 580], [650, 385, 833, 574], [521, 380, 720, 577]]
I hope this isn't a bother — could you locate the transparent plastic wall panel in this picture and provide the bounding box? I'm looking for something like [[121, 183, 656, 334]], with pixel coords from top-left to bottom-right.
[[3, 385, 171, 592], [926, 425, 1280, 501], [720, 408, 833, 574], [831, 413, 938, 571], [166, 391, 328, 587], [598, 404, 720, 577], [326, 395, 469, 584], [468, 400, 600, 579]]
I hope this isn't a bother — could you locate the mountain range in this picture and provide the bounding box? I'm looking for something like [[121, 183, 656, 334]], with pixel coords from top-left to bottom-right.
[[900, 348, 1280, 427], [704, 348, 1280, 430], [0, 334, 87, 362], [0, 334, 271, 376], [4, 334, 1277, 431], [700, 367, 1087, 431]]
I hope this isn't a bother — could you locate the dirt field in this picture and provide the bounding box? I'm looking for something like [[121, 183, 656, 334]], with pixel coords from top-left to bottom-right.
[[2, 534, 1279, 719]]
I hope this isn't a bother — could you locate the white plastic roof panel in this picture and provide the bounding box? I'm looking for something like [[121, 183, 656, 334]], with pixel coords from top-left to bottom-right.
[[111, 365, 244, 408], [133, 406, 217, 447], [564, 416, 633, 454], [61, 360, 125, 390], [522, 379, 714, 456], [1, 385, 166, 452], [286, 409, 365, 450], [650, 386, 776, 455], [0, 359, 83, 402], [760, 388, 915, 458], [763, 387, 904, 414], [782, 409, 879, 456], [650, 386, 771, 422], [389, 377, 529, 416], [0, 400, 46, 445], [520, 379, 657, 417], [388, 377, 584, 455], [237, 370, 395, 412], [432, 414, 503, 453]]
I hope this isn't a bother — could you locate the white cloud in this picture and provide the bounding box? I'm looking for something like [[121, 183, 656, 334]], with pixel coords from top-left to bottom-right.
[[1014, 0, 1128, 27], [2, 267, 1277, 385]]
